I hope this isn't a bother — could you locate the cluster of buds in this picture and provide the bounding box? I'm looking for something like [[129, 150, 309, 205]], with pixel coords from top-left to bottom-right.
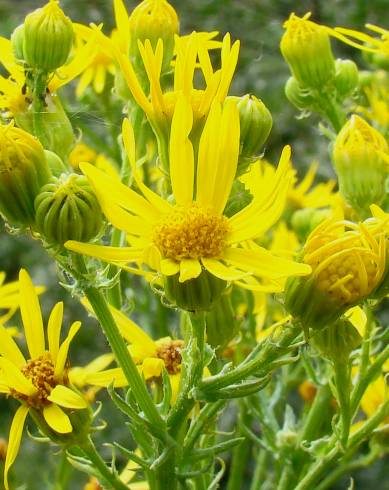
[[0, 123, 103, 248], [333, 115, 389, 216], [285, 215, 386, 331], [281, 13, 359, 114]]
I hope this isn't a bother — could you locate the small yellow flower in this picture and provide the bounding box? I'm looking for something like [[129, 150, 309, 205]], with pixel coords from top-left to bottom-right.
[[69, 142, 119, 178], [66, 97, 311, 295], [0, 270, 87, 490]]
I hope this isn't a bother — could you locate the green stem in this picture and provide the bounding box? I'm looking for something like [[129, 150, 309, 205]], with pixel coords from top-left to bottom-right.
[[317, 94, 345, 133], [298, 384, 332, 444], [199, 324, 301, 392], [294, 400, 389, 490], [32, 71, 48, 144], [249, 450, 268, 490], [226, 405, 252, 490], [80, 437, 129, 490], [84, 284, 165, 429], [54, 451, 72, 490], [333, 361, 351, 447], [168, 312, 206, 433]]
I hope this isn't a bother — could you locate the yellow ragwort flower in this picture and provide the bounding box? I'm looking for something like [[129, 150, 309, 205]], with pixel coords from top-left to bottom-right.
[[0, 270, 87, 490], [333, 23, 389, 57], [66, 97, 311, 293]]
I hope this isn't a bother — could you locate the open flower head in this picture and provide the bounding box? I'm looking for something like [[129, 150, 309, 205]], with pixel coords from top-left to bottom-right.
[[0, 270, 87, 490], [66, 97, 311, 306]]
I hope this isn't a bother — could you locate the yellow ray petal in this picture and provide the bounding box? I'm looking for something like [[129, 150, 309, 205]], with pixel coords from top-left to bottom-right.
[[0, 357, 36, 397], [65, 241, 144, 264], [55, 322, 81, 378], [224, 247, 312, 279], [201, 258, 249, 281], [160, 258, 180, 276], [85, 367, 128, 388], [141, 357, 164, 380], [4, 404, 29, 490], [80, 162, 159, 222], [47, 385, 87, 409], [170, 94, 195, 206], [215, 36, 240, 101], [19, 269, 45, 359], [113, 0, 130, 53], [122, 118, 172, 213], [43, 404, 72, 434], [170, 373, 181, 404], [47, 302, 63, 364], [0, 325, 25, 367], [179, 259, 202, 283], [109, 306, 157, 357]]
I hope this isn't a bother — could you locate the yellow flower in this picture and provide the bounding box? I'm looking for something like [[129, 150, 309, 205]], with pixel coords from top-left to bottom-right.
[[71, 303, 184, 402], [0, 270, 87, 490], [69, 143, 120, 179], [66, 97, 311, 294], [360, 375, 389, 425], [358, 80, 389, 132], [100, 26, 239, 133], [73, 24, 116, 97], [333, 24, 389, 57]]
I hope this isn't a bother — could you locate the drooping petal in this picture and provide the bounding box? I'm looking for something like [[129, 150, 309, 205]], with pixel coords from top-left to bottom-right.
[[80, 162, 159, 222], [0, 357, 36, 396], [55, 322, 81, 378], [47, 385, 87, 409], [43, 404, 72, 434], [4, 404, 29, 490], [179, 259, 202, 283], [65, 242, 144, 264], [113, 0, 130, 53], [160, 258, 180, 276], [0, 325, 25, 367], [215, 35, 240, 102], [170, 94, 195, 205], [224, 247, 312, 279], [201, 258, 249, 281], [19, 269, 45, 359], [47, 302, 63, 364]]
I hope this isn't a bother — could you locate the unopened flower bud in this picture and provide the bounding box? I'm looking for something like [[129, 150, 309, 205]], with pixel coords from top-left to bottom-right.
[[23, 0, 74, 72], [333, 115, 388, 215], [164, 270, 227, 312], [11, 24, 25, 63], [129, 0, 179, 72], [284, 76, 315, 110], [0, 124, 51, 226], [35, 173, 104, 246], [334, 59, 359, 98], [281, 13, 335, 89], [44, 150, 70, 177], [285, 216, 386, 331], [291, 207, 330, 241], [312, 318, 362, 362]]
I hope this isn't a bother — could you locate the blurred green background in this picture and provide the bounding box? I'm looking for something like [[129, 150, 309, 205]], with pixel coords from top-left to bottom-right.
[[0, 0, 388, 488]]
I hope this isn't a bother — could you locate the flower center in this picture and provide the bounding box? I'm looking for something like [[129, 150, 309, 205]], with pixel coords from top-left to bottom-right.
[[12, 353, 58, 408], [156, 339, 184, 375], [153, 203, 229, 261]]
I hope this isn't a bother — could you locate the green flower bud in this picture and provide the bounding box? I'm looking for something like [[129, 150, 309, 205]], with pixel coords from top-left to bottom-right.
[[229, 95, 272, 175], [129, 0, 179, 72], [35, 173, 104, 246], [15, 94, 75, 161], [23, 0, 74, 72], [164, 270, 227, 312], [0, 124, 51, 226], [280, 13, 335, 89], [311, 318, 362, 362], [334, 59, 359, 98], [332, 115, 388, 215], [11, 24, 25, 63], [205, 291, 237, 351], [291, 207, 330, 241], [284, 77, 315, 110]]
